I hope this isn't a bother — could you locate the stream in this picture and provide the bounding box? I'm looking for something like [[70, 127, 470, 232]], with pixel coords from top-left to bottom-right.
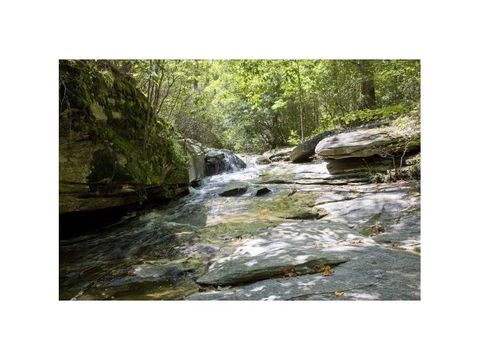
[[60, 155, 420, 300]]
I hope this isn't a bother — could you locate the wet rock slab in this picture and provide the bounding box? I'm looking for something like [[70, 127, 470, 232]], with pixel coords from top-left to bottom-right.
[[188, 246, 420, 300], [320, 182, 420, 251], [196, 221, 374, 286]]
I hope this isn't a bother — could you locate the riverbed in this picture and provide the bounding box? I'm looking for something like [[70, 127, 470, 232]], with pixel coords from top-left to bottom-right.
[[60, 156, 420, 300]]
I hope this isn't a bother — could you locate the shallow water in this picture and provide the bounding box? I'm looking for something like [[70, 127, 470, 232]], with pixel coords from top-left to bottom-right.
[[59, 156, 420, 300], [60, 155, 282, 299]]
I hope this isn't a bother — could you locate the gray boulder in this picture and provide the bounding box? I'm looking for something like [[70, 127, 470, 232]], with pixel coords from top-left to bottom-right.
[[290, 130, 336, 163], [205, 149, 246, 176], [255, 187, 272, 196], [219, 182, 249, 197], [219, 186, 248, 197], [315, 125, 420, 160]]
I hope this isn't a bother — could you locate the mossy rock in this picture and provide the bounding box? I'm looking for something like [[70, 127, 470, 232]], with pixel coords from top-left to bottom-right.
[[248, 192, 323, 220], [59, 60, 190, 213]]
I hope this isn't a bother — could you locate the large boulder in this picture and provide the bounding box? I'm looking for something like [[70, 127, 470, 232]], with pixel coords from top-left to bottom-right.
[[315, 119, 420, 176], [290, 130, 336, 163], [59, 61, 189, 215], [205, 149, 246, 176], [315, 125, 420, 159]]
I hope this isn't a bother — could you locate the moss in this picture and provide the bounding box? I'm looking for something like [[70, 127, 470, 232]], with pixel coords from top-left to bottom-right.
[[198, 220, 280, 244], [248, 193, 319, 220], [89, 101, 108, 121], [60, 60, 189, 191]]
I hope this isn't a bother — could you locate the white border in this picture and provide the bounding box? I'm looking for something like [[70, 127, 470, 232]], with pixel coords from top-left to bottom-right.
[[2, 0, 479, 359]]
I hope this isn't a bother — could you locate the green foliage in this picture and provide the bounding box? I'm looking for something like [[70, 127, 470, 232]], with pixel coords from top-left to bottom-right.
[[334, 103, 409, 127], [61, 59, 421, 157], [287, 129, 301, 146], [369, 172, 390, 184]]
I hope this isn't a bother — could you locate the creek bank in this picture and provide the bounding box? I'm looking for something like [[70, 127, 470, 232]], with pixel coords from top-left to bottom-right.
[[59, 61, 190, 217], [59, 62, 251, 239]]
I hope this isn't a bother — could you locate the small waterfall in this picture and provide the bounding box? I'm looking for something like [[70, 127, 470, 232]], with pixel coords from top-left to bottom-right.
[[205, 149, 246, 176]]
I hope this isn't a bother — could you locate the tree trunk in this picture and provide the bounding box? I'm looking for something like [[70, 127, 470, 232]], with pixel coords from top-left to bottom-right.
[[295, 61, 305, 142], [358, 61, 376, 109]]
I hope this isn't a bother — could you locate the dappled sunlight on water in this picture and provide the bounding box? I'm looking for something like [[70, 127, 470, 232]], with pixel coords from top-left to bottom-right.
[[61, 153, 420, 300]]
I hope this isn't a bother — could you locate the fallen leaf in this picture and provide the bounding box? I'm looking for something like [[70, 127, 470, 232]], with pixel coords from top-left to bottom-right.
[[283, 267, 296, 277], [335, 291, 345, 297], [258, 209, 267, 220], [315, 264, 333, 276], [370, 223, 385, 235], [349, 239, 363, 245]]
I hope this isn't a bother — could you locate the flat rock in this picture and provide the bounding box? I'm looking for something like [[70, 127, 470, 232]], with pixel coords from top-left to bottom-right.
[[321, 182, 420, 251], [315, 125, 420, 159], [188, 246, 419, 300], [195, 221, 374, 286]]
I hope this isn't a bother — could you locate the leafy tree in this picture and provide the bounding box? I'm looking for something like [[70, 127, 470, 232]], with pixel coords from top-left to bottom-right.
[[100, 59, 420, 152]]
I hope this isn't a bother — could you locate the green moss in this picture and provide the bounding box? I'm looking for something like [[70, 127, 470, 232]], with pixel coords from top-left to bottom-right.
[[248, 193, 319, 219], [198, 220, 280, 244], [60, 60, 189, 190]]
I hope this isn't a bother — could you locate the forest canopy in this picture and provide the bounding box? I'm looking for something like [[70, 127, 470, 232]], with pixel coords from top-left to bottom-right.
[[63, 59, 420, 152]]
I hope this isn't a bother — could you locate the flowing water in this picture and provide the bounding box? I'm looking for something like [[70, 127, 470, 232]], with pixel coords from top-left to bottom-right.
[[60, 155, 278, 299], [60, 155, 420, 300]]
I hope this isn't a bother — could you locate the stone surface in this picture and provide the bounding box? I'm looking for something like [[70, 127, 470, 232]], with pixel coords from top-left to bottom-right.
[[320, 182, 420, 252], [188, 246, 419, 300], [59, 61, 190, 215], [315, 125, 420, 160], [290, 130, 336, 163], [196, 221, 373, 286], [325, 156, 393, 175], [60, 143, 420, 300], [219, 186, 248, 197], [255, 187, 272, 196], [205, 149, 247, 176], [256, 155, 271, 164]]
